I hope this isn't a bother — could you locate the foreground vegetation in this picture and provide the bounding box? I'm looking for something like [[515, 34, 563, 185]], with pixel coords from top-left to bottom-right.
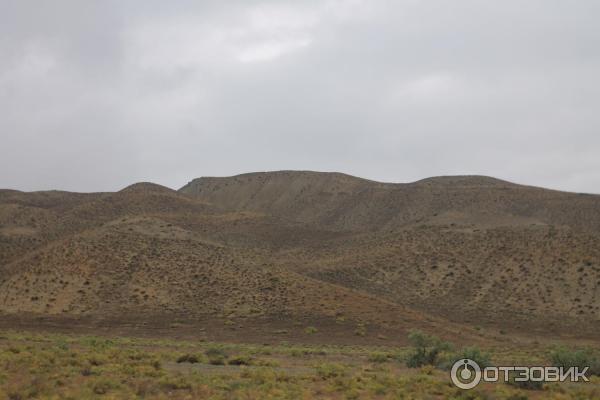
[[0, 330, 598, 399]]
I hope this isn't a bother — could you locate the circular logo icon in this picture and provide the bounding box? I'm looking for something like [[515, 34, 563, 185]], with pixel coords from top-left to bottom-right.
[[451, 358, 482, 389]]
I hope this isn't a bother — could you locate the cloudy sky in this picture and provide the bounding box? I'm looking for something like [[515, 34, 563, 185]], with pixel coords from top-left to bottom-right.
[[1, 0, 599, 193]]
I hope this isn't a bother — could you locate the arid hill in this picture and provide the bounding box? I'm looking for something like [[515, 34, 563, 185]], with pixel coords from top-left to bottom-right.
[[1, 171, 599, 344], [181, 171, 600, 232]]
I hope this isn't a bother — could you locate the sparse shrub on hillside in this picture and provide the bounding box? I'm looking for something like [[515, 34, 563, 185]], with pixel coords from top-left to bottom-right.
[[406, 330, 452, 368], [354, 323, 367, 337]]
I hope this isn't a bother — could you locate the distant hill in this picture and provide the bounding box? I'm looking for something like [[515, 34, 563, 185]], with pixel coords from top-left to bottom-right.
[[1, 171, 599, 343], [180, 170, 600, 232]]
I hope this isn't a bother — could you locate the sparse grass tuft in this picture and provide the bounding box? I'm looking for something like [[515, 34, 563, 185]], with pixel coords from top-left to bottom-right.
[[315, 362, 347, 379], [304, 326, 318, 334], [354, 324, 367, 337], [368, 352, 390, 363]]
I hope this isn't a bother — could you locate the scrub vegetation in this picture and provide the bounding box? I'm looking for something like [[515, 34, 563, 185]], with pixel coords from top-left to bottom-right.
[[1, 330, 599, 399]]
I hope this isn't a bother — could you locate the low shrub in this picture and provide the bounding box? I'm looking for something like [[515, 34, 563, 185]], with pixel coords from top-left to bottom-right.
[[91, 378, 120, 395], [205, 347, 227, 365], [368, 352, 390, 363], [315, 363, 347, 379], [176, 354, 199, 364], [439, 346, 491, 370], [549, 346, 600, 376], [228, 355, 254, 366], [354, 324, 367, 337], [406, 330, 452, 368], [158, 376, 192, 391]]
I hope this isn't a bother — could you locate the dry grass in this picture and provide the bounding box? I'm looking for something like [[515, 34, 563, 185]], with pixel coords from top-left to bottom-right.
[[0, 330, 599, 399]]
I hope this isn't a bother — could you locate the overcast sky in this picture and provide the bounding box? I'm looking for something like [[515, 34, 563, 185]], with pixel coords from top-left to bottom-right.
[[1, 1, 599, 193]]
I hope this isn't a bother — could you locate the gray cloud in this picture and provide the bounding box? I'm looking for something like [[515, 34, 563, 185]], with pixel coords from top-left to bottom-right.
[[1, 0, 599, 193]]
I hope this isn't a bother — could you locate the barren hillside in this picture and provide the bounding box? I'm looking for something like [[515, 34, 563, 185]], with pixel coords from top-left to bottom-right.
[[1, 171, 599, 343]]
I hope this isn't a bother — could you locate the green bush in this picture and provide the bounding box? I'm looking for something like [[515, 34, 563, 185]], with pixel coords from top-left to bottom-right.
[[458, 347, 491, 367], [406, 330, 452, 368], [549, 346, 600, 376]]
